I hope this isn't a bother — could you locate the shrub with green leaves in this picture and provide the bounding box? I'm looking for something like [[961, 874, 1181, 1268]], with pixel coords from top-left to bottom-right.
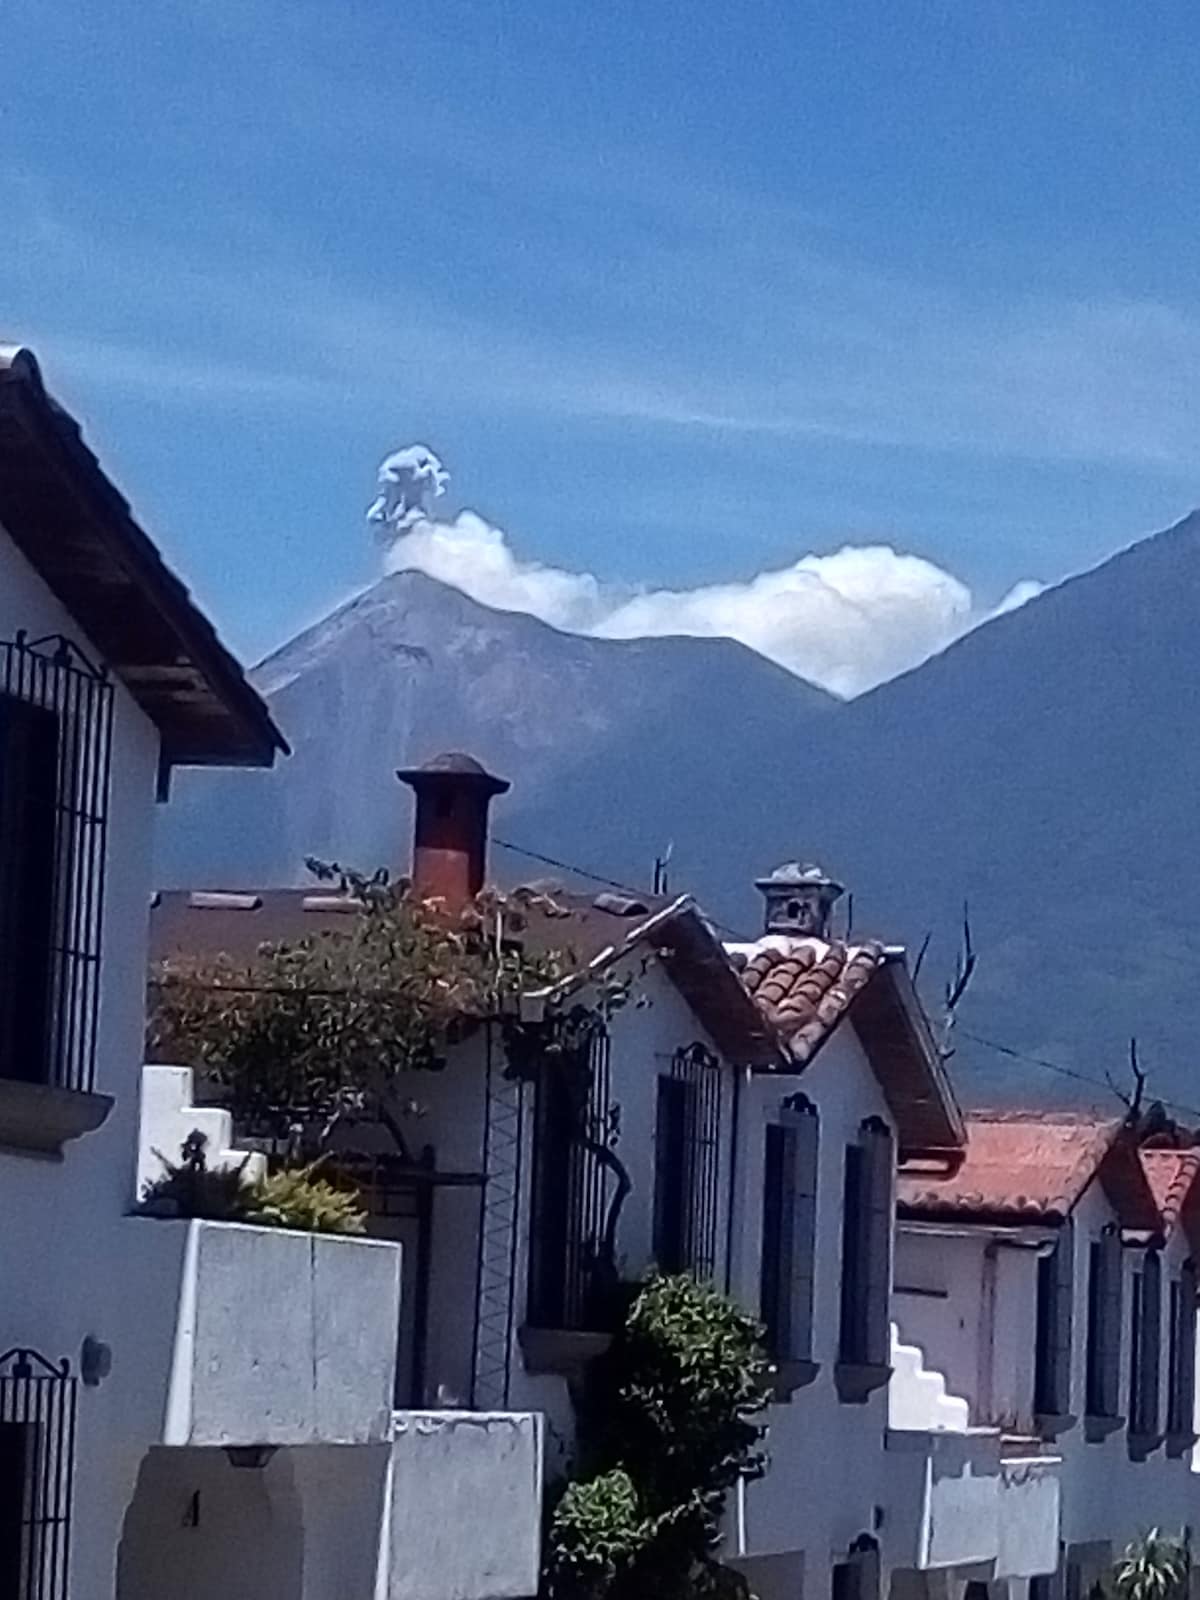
[[545, 1273, 767, 1600], [140, 1134, 366, 1236], [1113, 1531, 1190, 1600], [246, 1164, 367, 1235]]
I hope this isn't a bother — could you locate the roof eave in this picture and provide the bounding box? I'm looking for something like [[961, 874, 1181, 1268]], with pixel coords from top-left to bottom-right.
[[0, 345, 287, 768]]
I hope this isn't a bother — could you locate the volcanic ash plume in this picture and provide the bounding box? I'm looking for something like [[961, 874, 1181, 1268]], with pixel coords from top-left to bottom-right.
[[367, 446, 450, 547]]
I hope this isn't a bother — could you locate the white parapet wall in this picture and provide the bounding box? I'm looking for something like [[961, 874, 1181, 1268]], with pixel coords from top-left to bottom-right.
[[883, 1428, 1002, 1572], [388, 1410, 545, 1600], [996, 1453, 1062, 1579], [126, 1216, 401, 1447]]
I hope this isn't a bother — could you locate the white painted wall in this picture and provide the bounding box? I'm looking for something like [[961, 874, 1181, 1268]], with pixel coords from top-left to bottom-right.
[[0, 526, 167, 1596], [388, 1411, 544, 1600], [0, 529, 416, 1600], [897, 1173, 1200, 1570], [730, 1023, 898, 1566]]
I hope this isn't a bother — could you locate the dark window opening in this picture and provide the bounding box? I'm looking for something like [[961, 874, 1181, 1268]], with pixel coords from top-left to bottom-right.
[[0, 636, 113, 1095], [0, 699, 59, 1085], [0, 1350, 76, 1600]]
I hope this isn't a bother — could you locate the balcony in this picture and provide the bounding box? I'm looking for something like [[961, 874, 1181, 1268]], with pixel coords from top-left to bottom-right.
[[127, 1215, 401, 1447], [387, 1410, 545, 1600]]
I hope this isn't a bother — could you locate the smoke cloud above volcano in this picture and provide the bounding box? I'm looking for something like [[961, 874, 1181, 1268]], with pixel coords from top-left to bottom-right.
[[370, 447, 1042, 697]]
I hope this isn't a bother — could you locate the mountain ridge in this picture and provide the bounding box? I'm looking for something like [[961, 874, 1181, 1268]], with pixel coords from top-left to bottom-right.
[[158, 511, 1200, 1109]]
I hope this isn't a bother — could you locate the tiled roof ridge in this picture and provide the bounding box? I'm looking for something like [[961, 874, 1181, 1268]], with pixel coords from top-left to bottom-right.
[[965, 1109, 1124, 1128], [1139, 1147, 1200, 1235], [729, 933, 887, 1066]]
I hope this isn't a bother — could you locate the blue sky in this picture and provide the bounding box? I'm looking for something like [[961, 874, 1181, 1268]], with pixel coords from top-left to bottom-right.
[[6, 1, 1200, 683]]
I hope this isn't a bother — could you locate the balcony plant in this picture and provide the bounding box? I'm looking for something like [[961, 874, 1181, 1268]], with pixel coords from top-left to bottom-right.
[[140, 1132, 367, 1235]]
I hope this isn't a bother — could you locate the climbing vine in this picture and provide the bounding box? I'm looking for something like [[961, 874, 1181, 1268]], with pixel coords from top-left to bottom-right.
[[545, 1273, 768, 1600]]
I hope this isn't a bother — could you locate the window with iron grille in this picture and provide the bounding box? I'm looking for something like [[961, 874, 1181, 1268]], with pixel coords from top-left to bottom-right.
[[0, 1349, 76, 1600], [0, 634, 113, 1094], [527, 1029, 617, 1330], [652, 1044, 723, 1281]]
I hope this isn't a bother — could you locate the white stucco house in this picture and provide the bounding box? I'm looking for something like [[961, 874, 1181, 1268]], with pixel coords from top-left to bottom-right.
[[0, 345, 502, 1600], [153, 756, 1073, 1600], [897, 1112, 1200, 1600]]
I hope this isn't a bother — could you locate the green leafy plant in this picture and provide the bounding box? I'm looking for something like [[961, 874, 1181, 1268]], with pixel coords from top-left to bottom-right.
[[1113, 1532, 1191, 1600], [246, 1163, 367, 1235], [139, 1134, 366, 1236], [545, 1273, 767, 1600], [140, 1130, 253, 1221]]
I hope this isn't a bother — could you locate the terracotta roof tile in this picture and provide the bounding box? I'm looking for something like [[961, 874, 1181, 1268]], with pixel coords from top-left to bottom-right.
[[1140, 1148, 1200, 1239], [728, 935, 887, 1065], [898, 1112, 1125, 1222]]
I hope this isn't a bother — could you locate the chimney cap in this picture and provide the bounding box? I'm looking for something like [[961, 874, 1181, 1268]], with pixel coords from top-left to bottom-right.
[[754, 860, 844, 896], [397, 751, 510, 796]]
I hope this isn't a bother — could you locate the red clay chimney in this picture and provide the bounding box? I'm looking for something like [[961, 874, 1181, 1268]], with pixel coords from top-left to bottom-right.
[[397, 752, 510, 911]]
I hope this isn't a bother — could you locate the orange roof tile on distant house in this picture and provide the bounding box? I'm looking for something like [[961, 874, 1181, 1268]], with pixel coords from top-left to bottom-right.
[[898, 1111, 1160, 1230], [1139, 1147, 1200, 1250]]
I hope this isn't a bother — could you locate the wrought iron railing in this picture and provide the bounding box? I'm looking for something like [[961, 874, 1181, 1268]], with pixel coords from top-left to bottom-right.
[[0, 633, 114, 1093], [526, 1028, 617, 1331], [653, 1043, 723, 1280], [0, 1348, 77, 1600]]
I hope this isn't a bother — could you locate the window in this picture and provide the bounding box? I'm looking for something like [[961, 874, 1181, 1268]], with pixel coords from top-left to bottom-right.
[[759, 1095, 819, 1370], [527, 1031, 614, 1331], [0, 635, 112, 1095], [0, 697, 59, 1084], [837, 1117, 893, 1397], [1035, 1219, 1074, 1421], [0, 1348, 77, 1600], [1166, 1258, 1197, 1444], [1128, 1249, 1162, 1444], [1085, 1224, 1123, 1426], [652, 1045, 723, 1280]]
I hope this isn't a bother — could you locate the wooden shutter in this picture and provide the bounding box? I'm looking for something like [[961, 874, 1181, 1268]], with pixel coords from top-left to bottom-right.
[[1035, 1219, 1074, 1417], [0, 695, 60, 1085], [839, 1142, 866, 1363], [1168, 1259, 1197, 1436], [862, 1118, 894, 1369], [1134, 1250, 1161, 1436], [839, 1118, 893, 1367], [1087, 1225, 1123, 1418], [761, 1123, 795, 1356], [760, 1102, 819, 1363]]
